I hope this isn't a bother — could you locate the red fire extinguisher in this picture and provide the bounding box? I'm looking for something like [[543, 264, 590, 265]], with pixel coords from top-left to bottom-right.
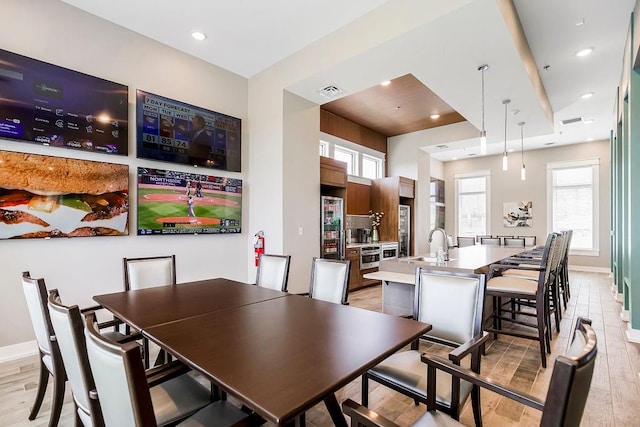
[[254, 231, 265, 267]]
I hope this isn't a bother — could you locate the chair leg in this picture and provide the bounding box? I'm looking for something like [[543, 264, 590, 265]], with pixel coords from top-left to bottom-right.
[[361, 374, 369, 407], [48, 369, 65, 427], [29, 358, 49, 420], [471, 385, 482, 427], [142, 337, 150, 370], [537, 310, 547, 369]]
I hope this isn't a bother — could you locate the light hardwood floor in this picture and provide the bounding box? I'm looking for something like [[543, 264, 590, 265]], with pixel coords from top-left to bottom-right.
[[1, 271, 639, 426]]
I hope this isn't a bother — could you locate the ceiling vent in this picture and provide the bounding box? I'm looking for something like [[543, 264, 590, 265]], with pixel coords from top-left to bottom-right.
[[435, 144, 449, 149], [318, 85, 345, 98], [561, 117, 583, 125]]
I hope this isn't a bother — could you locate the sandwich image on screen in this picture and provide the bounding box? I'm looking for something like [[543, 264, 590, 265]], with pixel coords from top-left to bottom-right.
[[0, 150, 129, 239], [137, 167, 241, 235]]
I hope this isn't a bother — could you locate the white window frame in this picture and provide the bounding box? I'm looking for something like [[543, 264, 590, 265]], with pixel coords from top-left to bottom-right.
[[319, 140, 329, 157], [361, 153, 383, 180], [547, 159, 600, 256], [319, 132, 385, 181], [334, 144, 358, 176], [454, 170, 491, 239]]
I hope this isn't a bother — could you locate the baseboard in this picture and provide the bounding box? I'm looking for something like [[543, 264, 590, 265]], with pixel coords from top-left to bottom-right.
[[626, 324, 640, 343], [621, 310, 630, 322], [0, 340, 37, 364], [569, 265, 611, 273]]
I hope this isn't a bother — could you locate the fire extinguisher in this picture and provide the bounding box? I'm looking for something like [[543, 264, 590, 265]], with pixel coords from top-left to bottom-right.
[[254, 231, 265, 267]]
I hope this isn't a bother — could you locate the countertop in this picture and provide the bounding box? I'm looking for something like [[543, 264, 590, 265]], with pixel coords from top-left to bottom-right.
[[346, 241, 398, 249]]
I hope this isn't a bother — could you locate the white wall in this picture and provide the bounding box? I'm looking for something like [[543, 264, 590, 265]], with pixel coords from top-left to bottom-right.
[[443, 140, 611, 268], [0, 0, 248, 348]]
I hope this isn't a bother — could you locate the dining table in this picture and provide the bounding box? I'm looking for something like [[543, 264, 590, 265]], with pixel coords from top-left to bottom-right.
[[94, 278, 431, 426]]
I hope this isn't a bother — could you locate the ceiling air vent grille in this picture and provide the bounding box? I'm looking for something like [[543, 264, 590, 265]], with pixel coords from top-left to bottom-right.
[[561, 117, 583, 125], [318, 85, 345, 98]]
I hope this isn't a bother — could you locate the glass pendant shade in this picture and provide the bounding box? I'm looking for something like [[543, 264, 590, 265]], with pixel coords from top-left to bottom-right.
[[519, 121, 526, 181], [521, 164, 526, 180], [503, 154, 509, 171], [502, 99, 510, 171], [478, 65, 488, 155]]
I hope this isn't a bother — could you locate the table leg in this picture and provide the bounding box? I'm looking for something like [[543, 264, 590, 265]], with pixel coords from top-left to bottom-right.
[[324, 394, 348, 427]]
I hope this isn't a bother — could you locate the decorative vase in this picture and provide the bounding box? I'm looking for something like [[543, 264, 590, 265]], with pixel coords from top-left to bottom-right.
[[372, 227, 379, 242]]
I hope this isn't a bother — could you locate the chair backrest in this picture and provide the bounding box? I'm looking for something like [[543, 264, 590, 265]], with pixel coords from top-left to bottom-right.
[[541, 317, 597, 426], [476, 235, 492, 243], [256, 254, 291, 292], [414, 268, 485, 346], [457, 236, 476, 248], [309, 258, 350, 304], [480, 237, 501, 246], [22, 272, 54, 356], [123, 255, 176, 291], [84, 312, 157, 427], [504, 238, 525, 247], [518, 235, 537, 246], [48, 290, 103, 427]]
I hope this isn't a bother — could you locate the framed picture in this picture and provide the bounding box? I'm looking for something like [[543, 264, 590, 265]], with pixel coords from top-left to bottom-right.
[[503, 201, 532, 227]]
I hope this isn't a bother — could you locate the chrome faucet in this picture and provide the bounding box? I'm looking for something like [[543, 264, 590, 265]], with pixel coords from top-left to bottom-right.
[[428, 228, 449, 261]]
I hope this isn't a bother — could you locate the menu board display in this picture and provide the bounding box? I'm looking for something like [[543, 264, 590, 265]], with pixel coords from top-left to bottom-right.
[[0, 49, 128, 155]]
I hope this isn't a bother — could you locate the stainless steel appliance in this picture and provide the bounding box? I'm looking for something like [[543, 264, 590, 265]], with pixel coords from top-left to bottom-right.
[[381, 242, 399, 260], [360, 245, 380, 269], [356, 228, 371, 243], [321, 195, 344, 259], [398, 204, 411, 257]]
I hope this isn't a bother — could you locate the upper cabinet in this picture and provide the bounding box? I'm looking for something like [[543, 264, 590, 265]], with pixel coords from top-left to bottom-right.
[[370, 176, 415, 253], [399, 177, 415, 199], [346, 182, 371, 215], [320, 156, 347, 188]]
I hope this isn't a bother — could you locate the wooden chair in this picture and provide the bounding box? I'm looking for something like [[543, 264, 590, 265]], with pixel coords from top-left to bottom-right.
[[21, 272, 66, 427], [256, 254, 291, 292], [480, 237, 501, 246], [343, 317, 597, 427], [504, 237, 525, 247], [309, 258, 350, 305], [83, 311, 261, 427], [517, 235, 537, 246], [362, 268, 488, 426], [123, 255, 176, 368], [484, 233, 560, 367], [457, 236, 476, 248], [475, 235, 491, 244]]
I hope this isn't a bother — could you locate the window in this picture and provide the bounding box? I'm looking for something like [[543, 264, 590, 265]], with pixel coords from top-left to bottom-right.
[[362, 154, 382, 179], [319, 133, 385, 180], [334, 145, 357, 175], [455, 172, 490, 238], [547, 159, 600, 255]]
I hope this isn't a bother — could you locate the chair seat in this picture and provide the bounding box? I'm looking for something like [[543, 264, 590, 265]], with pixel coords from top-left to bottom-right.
[[486, 276, 537, 295], [102, 330, 129, 342], [414, 411, 465, 427], [152, 373, 214, 426], [501, 269, 539, 280], [177, 401, 251, 427], [369, 350, 472, 408]]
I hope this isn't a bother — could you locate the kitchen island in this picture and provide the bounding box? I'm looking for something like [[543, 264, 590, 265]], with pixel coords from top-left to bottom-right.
[[365, 245, 531, 316]]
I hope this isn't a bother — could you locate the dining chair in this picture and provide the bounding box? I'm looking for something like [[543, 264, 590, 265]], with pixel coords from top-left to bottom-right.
[[343, 317, 597, 427], [21, 272, 66, 427], [83, 311, 259, 427], [123, 255, 176, 368], [457, 236, 476, 248], [475, 235, 491, 243], [484, 233, 559, 367], [504, 237, 525, 247], [480, 237, 501, 246], [256, 254, 291, 292], [309, 258, 350, 305], [362, 268, 487, 426], [517, 235, 537, 246]]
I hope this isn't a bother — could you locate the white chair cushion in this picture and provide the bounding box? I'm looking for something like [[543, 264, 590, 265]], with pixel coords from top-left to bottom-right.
[[257, 256, 287, 291], [127, 258, 174, 290], [487, 276, 537, 295], [22, 278, 51, 354], [177, 401, 249, 426], [152, 373, 213, 426], [312, 261, 348, 304], [369, 350, 472, 408], [413, 410, 465, 427], [501, 269, 539, 280]]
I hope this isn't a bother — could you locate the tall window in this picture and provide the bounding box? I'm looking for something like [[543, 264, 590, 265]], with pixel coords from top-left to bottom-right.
[[455, 172, 490, 237], [547, 159, 600, 255]]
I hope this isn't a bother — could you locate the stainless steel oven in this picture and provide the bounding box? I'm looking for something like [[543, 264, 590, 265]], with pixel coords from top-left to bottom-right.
[[381, 243, 399, 260], [360, 245, 380, 269]]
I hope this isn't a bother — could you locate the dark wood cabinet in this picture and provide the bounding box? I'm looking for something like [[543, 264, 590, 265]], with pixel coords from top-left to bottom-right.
[[346, 247, 361, 290], [371, 176, 415, 256], [346, 182, 371, 214], [320, 156, 347, 188]]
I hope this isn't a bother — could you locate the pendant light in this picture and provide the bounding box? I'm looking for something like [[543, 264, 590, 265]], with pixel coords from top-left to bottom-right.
[[502, 99, 510, 171], [519, 121, 526, 180], [478, 64, 489, 155]]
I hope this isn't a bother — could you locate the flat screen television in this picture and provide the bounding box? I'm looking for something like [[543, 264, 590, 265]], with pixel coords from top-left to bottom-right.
[[0, 49, 128, 155], [136, 90, 241, 172], [137, 167, 241, 235], [0, 150, 129, 239]]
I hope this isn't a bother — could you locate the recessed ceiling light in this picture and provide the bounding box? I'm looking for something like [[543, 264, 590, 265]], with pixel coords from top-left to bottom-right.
[[452, 157, 458, 160], [587, 137, 595, 141], [508, 148, 515, 153], [583, 119, 594, 124], [380, 80, 391, 86], [576, 18, 585, 27], [191, 31, 207, 41], [430, 114, 440, 119], [581, 92, 594, 99], [576, 47, 593, 57]]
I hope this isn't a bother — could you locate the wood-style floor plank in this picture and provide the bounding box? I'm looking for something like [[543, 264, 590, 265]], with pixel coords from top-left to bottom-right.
[[1, 271, 639, 426]]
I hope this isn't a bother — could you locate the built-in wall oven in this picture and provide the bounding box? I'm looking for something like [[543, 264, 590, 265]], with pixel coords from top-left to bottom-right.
[[360, 245, 381, 269], [381, 242, 399, 260]]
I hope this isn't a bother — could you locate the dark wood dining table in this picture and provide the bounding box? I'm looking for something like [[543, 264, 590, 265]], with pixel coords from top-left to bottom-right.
[[94, 278, 431, 426]]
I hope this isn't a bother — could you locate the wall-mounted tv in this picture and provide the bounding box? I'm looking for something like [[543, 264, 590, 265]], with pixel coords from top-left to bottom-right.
[[137, 167, 241, 235], [0, 150, 129, 239], [136, 90, 241, 172], [0, 49, 128, 155]]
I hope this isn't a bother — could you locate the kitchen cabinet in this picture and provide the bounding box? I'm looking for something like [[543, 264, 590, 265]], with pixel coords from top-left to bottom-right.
[[346, 182, 371, 214], [320, 156, 347, 188], [370, 176, 415, 256], [346, 247, 361, 290]]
